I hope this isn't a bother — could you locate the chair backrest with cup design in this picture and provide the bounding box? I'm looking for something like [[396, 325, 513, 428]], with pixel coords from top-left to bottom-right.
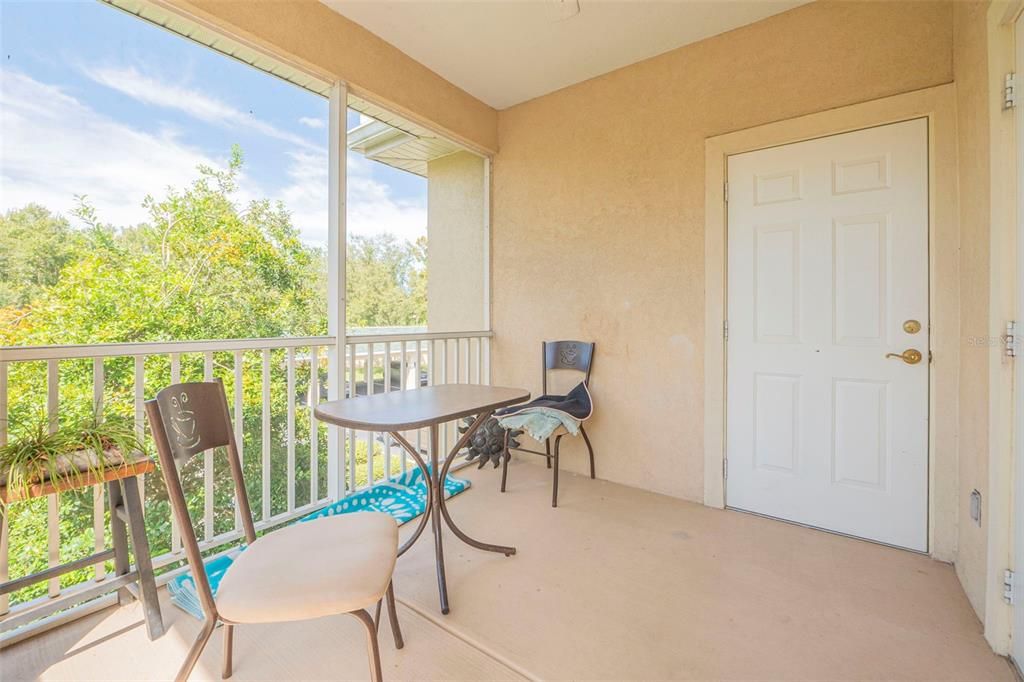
[[542, 340, 595, 394], [145, 379, 256, 621]]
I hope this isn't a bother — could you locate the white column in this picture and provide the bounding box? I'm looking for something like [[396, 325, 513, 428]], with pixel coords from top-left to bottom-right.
[[327, 81, 348, 500]]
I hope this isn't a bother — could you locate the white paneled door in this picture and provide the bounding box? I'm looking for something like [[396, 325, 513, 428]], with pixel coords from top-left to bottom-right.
[[726, 119, 929, 551]]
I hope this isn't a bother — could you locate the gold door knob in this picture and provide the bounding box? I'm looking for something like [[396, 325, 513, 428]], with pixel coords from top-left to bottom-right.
[[885, 349, 922, 365]]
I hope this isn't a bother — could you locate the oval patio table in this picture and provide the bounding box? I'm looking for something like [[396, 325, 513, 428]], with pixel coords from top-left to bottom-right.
[[315, 383, 530, 614]]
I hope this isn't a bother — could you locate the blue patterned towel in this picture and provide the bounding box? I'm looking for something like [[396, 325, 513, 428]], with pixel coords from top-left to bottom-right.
[[166, 469, 470, 620]]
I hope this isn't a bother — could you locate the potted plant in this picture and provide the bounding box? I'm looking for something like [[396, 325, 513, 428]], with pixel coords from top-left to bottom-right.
[[0, 414, 148, 503]]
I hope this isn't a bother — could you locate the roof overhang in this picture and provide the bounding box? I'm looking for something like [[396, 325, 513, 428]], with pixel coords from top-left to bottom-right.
[[346, 110, 465, 178]]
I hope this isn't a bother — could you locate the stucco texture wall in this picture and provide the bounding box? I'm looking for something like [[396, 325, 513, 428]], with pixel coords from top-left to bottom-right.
[[490, 0, 955, 500], [427, 152, 487, 332], [163, 0, 498, 153], [952, 0, 992, 623]]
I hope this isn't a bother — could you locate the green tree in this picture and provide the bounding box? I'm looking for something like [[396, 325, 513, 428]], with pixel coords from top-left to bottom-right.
[[346, 233, 427, 328], [0, 205, 84, 310], [1, 148, 424, 604], [10, 148, 325, 347]]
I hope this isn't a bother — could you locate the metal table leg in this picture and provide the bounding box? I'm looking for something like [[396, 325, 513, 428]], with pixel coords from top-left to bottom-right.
[[427, 425, 450, 614], [387, 413, 517, 614], [435, 411, 517, 556], [437, 421, 516, 556], [390, 432, 433, 558]]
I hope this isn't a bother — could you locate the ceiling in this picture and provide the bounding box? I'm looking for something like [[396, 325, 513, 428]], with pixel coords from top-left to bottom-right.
[[321, 0, 810, 110]]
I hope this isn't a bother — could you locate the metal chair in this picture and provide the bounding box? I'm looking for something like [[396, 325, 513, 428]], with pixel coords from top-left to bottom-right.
[[146, 380, 402, 682], [500, 341, 595, 507]]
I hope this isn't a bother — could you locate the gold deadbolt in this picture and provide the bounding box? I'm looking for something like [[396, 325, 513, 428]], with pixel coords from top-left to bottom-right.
[[903, 319, 922, 334], [885, 349, 923, 365]]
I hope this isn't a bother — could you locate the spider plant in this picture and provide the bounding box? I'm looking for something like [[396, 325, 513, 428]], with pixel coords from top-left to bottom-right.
[[0, 413, 146, 502]]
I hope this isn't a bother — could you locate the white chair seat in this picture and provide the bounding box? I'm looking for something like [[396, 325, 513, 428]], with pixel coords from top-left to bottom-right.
[[216, 512, 398, 624]]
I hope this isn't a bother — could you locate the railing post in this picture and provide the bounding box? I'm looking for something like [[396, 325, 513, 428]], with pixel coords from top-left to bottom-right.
[[92, 358, 106, 583], [46, 360, 60, 598], [203, 352, 214, 540], [348, 343, 357, 492], [309, 345, 319, 503], [327, 80, 348, 501], [286, 347, 296, 512], [133, 355, 146, 532], [0, 359, 8, 616], [261, 349, 272, 522], [232, 351, 244, 530]]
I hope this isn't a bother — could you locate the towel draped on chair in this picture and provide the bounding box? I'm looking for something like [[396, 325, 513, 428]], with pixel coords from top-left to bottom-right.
[[496, 381, 593, 441]]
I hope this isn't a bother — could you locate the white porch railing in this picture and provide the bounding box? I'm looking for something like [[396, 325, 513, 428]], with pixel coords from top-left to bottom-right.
[[0, 330, 491, 637]]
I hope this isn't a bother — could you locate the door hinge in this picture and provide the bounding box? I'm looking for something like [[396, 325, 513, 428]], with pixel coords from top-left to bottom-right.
[[1005, 73, 1017, 110], [723, 320, 729, 341], [724, 182, 729, 203], [1005, 569, 1016, 604], [1006, 321, 1017, 357], [723, 458, 728, 479]]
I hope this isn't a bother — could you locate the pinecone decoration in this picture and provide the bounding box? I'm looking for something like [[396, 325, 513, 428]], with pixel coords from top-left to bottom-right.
[[459, 416, 523, 469]]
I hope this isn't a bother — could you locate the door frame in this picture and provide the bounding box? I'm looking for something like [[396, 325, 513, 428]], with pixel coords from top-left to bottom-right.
[[703, 84, 958, 560], [1011, 5, 1024, 668], [721, 118, 931, 551]]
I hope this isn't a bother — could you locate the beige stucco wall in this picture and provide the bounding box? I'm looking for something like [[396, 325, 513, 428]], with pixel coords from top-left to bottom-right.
[[153, 0, 1018, 644], [954, 0, 1019, 653], [160, 0, 498, 154], [490, 0, 955, 501], [953, 0, 993, 625], [944, 1, 1019, 650], [426, 151, 488, 332]]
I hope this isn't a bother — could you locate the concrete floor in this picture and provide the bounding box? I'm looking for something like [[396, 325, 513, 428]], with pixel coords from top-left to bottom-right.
[[3, 459, 1014, 680]]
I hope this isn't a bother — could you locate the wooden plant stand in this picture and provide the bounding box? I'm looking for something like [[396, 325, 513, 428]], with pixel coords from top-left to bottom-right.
[[0, 452, 165, 640]]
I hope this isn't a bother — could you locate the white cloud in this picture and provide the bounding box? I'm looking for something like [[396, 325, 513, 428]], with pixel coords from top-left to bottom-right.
[[82, 65, 320, 152], [1, 69, 425, 248], [81, 63, 426, 244], [262, 151, 427, 246], [268, 149, 329, 245], [346, 154, 426, 243], [0, 70, 216, 227], [347, 181, 426, 243]]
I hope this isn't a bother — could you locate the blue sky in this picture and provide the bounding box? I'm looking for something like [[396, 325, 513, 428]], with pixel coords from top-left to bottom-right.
[[0, 0, 428, 245]]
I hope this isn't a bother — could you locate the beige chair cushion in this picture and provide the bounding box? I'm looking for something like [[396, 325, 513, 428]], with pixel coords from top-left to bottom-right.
[[215, 512, 398, 624]]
